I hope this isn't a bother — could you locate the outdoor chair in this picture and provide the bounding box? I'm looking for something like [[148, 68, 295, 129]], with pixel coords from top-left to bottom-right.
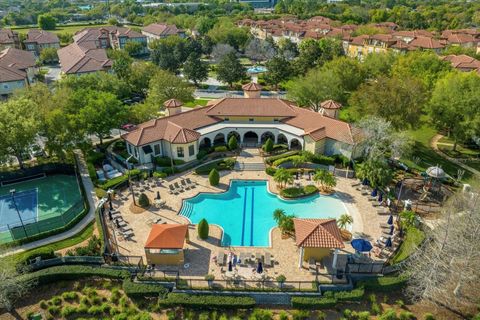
[[174, 182, 184, 192], [255, 252, 263, 262], [350, 180, 361, 187], [379, 223, 392, 229], [372, 202, 381, 207], [239, 252, 248, 265], [376, 207, 390, 215], [264, 252, 272, 267], [168, 184, 178, 195], [181, 179, 191, 190], [217, 252, 226, 266], [122, 231, 134, 239], [186, 178, 196, 188]]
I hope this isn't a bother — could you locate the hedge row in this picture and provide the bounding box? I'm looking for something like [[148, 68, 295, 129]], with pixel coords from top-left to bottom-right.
[[356, 276, 407, 292], [265, 151, 300, 165], [97, 169, 141, 190], [158, 293, 256, 309], [19, 265, 130, 285], [291, 288, 365, 309], [281, 185, 318, 198], [194, 158, 235, 175], [122, 279, 168, 299]]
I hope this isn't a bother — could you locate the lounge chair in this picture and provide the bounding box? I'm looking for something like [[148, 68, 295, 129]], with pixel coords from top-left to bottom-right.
[[186, 178, 196, 188], [379, 223, 392, 229], [115, 219, 128, 228], [239, 252, 248, 265], [376, 207, 390, 214], [168, 184, 178, 195], [255, 252, 263, 262], [350, 180, 361, 187], [111, 211, 122, 219], [217, 252, 226, 266], [174, 182, 184, 192], [181, 179, 191, 190], [372, 202, 381, 207], [264, 252, 272, 267], [122, 231, 134, 239], [368, 196, 378, 201]]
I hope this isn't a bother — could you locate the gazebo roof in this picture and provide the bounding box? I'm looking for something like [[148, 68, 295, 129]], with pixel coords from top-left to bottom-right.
[[242, 82, 262, 91], [293, 218, 345, 248], [144, 224, 188, 249], [320, 100, 342, 110], [163, 99, 183, 108]]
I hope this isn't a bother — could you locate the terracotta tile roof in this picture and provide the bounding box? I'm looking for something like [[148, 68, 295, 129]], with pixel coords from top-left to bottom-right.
[[293, 219, 344, 248], [391, 40, 411, 50], [444, 33, 476, 44], [441, 54, 480, 70], [164, 98, 183, 108], [205, 98, 297, 117], [0, 29, 18, 45], [58, 43, 112, 74], [409, 36, 444, 49], [350, 35, 369, 45], [393, 30, 433, 39], [242, 82, 262, 91], [73, 26, 144, 49], [321, 100, 342, 110], [25, 29, 59, 44], [0, 48, 35, 69], [142, 23, 183, 37], [144, 224, 188, 249]]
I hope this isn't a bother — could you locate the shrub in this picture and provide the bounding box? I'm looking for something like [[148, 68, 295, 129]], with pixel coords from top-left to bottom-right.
[[265, 167, 276, 176], [61, 305, 77, 317], [40, 300, 48, 309], [65, 235, 101, 256], [155, 156, 184, 167], [265, 151, 300, 165], [228, 135, 238, 150], [198, 219, 209, 240], [334, 288, 365, 302], [263, 138, 274, 153], [399, 311, 415, 320], [292, 310, 310, 320], [197, 149, 209, 160], [354, 311, 371, 320], [357, 276, 408, 292], [278, 311, 289, 320], [153, 171, 168, 179], [138, 193, 150, 208], [371, 303, 381, 315], [209, 168, 220, 186], [61, 291, 78, 301], [276, 274, 286, 283], [291, 296, 337, 309], [158, 293, 256, 309], [281, 185, 318, 198], [47, 305, 60, 316], [316, 311, 327, 320], [110, 288, 122, 304], [16, 248, 56, 269], [214, 146, 228, 152], [379, 309, 398, 320], [51, 296, 62, 306], [311, 155, 335, 166], [123, 279, 167, 299], [249, 309, 273, 320], [423, 313, 435, 320]]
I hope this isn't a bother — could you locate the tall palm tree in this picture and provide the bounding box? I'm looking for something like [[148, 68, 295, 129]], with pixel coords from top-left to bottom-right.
[[313, 169, 336, 192], [273, 208, 286, 224], [274, 168, 293, 188], [337, 213, 353, 230]]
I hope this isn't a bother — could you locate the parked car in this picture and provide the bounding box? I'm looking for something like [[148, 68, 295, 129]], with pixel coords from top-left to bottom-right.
[[121, 124, 136, 131]]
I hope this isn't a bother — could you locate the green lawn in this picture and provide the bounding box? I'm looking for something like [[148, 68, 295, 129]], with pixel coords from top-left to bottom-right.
[[184, 98, 211, 108], [391, 226, 425, 264], [401, 124, 473, 181], [10, 23, 109, 36], [436, 136, 480, 158]]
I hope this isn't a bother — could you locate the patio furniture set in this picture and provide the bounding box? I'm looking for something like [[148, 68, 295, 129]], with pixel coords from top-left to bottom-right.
[[351, 180, 392, 215], [168, 178, 196, 195], [109, 209, 135, 240], [216, 251, 274, 268]]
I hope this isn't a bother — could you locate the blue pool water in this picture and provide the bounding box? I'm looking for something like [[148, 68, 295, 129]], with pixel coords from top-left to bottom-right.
[[180, 180, 347, 247]]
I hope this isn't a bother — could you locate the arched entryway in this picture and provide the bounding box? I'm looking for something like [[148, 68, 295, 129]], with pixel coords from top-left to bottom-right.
[[243, 131, 259, 146], [199, 137, 211, 149], [213, 133, 226, 146], [260, 131, 275, 144], [277, 134, 288, 145], [290, 138, 301, 150], [227, 131, 241, 143]]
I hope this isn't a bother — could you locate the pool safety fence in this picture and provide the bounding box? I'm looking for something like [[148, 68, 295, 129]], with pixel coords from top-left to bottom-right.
[[172, 278, 322, 292]]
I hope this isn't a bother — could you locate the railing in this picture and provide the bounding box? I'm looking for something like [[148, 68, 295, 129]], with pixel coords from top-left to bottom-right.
[[28, 256, 105, 271], [346, 262, 385, 274]]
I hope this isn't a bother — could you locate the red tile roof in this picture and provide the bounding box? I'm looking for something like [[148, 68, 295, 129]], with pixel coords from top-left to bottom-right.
[[25, 29, 59, 45], [408, 36, 444, 49], [321, 100, 342, 110], [0, 29, 18, 45], [58, 43, 112, 74], [441, 54, 480, 70], [144, 224, 188, 249], [142, 23, 183, 37], [205, 98, 297, 118], [293, 219, 345, 248], [164, 98, 183, 108], [242, 82, 262, 91]]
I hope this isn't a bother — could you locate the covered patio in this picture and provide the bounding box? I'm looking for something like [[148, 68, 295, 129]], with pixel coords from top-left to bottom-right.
[[144, 224, 189, 266]]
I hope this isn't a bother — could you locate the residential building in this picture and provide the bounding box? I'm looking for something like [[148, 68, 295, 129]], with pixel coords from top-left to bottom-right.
[[73, 26, 148, 53], [141, 23, 185, 43], [441, 29, 479, 48], [237, 0, 277, 8], [441, 54, 480, 74], [24, 29, 60, 56], [0, 29, 20, 50], [121, 83, 358, 166], [58, 43, 112, 75], [0, 48, 36, 97]]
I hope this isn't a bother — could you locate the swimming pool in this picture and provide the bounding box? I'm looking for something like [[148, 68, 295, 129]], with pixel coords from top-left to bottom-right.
[[180, 180, 347, 247]]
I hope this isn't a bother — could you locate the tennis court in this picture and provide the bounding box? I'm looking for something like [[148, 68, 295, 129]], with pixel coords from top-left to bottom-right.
[[0, 174, 83, 244]]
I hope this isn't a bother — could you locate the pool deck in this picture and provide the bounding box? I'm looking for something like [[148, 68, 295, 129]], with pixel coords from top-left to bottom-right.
[[110, 161, 386, 283]]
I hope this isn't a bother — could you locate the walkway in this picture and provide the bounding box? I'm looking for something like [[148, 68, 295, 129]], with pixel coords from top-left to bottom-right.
[[234, 148, 266, 171], [1, 150, 98, 257], [430, 134, 480, 176]]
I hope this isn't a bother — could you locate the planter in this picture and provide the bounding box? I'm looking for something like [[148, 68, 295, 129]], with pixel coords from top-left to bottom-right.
[[319, 189, 335, 196], [340, 229, 352, 241]]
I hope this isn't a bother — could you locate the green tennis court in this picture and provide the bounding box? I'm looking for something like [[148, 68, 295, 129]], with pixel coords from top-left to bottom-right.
[[0, 174, 83, 244]]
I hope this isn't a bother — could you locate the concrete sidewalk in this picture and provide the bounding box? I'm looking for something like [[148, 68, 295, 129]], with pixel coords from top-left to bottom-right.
[[1, 150, 98, 257]]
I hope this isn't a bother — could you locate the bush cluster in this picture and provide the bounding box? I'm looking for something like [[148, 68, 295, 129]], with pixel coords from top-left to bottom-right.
[[155, 156, 185, 167], [265, 151, 300, 165], [291, 287, 365, 309], [122, 279, 168, 299], [158, 293, 256, 309], [280, 185, 318, 198], [195, 158, 235, 175], [356, 276, 408, 292], [97, 169, 141, 190]]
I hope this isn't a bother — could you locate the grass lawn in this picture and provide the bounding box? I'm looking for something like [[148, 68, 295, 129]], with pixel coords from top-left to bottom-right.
[[391, 226, 426, 264], [436, 137, 480, 158], [5, 221, 94, 265], [401, 124, 473, 182], [10, 24, 108, 36], [184, 98, 211, 108]]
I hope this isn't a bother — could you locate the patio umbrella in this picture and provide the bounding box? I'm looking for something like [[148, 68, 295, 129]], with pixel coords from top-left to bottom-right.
[[228, 261, 233, 272], [362, 178, 368, 185], [109, 201, 113, 210], [371, 188, 378, 197], [385, 237, 392, 248], [108, 210, 112, 220], [256, 261, 263, 274], [387, 215, 393, 225], [351, 239, 373, 252], [156, 191, 160, 200], [386, 225, 394, 235], [378, 193, 383, 202]]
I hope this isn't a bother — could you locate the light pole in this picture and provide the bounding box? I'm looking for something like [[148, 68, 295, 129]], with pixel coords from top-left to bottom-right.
[[125, 155, 137, 206], [10, 189, 28, 239]]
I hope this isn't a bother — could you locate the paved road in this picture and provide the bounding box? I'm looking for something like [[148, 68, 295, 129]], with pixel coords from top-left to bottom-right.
[[44, 64, 62, 84]]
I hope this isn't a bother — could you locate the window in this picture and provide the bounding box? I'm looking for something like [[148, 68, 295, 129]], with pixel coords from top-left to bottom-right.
[[224, 118, 229, 122], [127, 144, 132, 154], [154, 144, 161, 156], [134, 148, 138, 158], [177, 147, 184, 158], [249, 118, 254, 122], [160, 249, 181, 254], [273, 118, 279, 122], [188, 145, 195, 156], [3, 84, 9, 89]]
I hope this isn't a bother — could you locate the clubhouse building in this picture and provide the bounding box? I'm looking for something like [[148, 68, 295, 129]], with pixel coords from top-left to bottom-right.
[[122, 83, 358, 165]]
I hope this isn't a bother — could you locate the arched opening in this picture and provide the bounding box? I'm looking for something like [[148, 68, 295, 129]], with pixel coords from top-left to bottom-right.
[[199, 137, 211, 149], [213, 133, 226, 146], [290, 138, 301, 150], [243, 131, 259, 146], [227, 131, 241, 143], [260, 131, 275, 144], [277, 133, 288, 145]]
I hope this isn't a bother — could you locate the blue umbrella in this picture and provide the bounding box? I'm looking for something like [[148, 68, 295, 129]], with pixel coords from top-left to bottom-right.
[[351, 239, 373, 252], [387, 215, 393, 225], [371, 188, 378, 197], [256, 261, 263, 274], [378, 193, 383, 202], [385, 237, 392, 247]]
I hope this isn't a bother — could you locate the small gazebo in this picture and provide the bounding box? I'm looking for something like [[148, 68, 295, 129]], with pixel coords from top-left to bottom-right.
[[293, 218, 345, 269], [144, 224, 189, 265]]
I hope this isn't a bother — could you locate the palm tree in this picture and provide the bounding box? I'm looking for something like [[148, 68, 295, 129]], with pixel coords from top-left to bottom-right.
[[313, 169, 337, 192], [273, 208, 286, 224], [273, 168, 293, 189], [337, 213, 353, 230], [280, 214, 296, 234]]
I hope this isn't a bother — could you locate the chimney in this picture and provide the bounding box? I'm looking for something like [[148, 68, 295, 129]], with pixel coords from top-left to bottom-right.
[[163, 99, 183, 116], [319, 100, 342, 119], [242, 82, 262, 98]]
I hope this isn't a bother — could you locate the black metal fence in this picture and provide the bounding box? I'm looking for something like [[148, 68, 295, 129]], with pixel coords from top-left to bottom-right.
[[28, 256, 105, 272], [346, 262, 385, 274]]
